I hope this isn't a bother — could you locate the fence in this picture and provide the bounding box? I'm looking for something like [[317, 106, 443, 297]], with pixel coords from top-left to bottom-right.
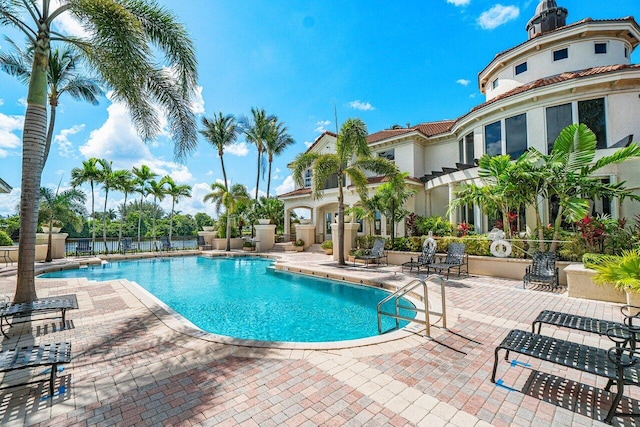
[[65, 236, 198, 256]]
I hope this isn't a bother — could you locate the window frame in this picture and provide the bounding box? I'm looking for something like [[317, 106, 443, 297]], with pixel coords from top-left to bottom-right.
[[515, 62, 528, 75], [594, 42, 607, 55], [553, 47, 569, 61]]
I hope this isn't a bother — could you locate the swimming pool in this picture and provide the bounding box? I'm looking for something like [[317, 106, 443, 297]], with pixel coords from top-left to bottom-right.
[[41, 256, 415, 342]]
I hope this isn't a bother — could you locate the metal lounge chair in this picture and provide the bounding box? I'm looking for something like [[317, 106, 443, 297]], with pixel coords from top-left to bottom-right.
[[197, 235, 212, 251], [0, 294, 79, 338], [402, 239, 436, 273], [120, 238, 135, 254], [523, 251, 559, 289], [74, 238, 93, 257], [424, 242, 468, 279], [353, 238, 387, 267], [160, 236, 176, 251]]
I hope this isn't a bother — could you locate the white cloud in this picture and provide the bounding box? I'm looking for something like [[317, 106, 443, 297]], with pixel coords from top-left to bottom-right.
[[314, 120, 331, 134], [456, 79, 471, 86], [447, 0, 470, 5], [304, 141, 313, 148], [275, 175, 295, 195], [0, 99, 4, 106], [0, 187, 21, 216], [54, 124, 85, 158], [0, 112, 23, 158], [51, 1, 88, 37], [478, 5, 520, 30], [17, 98, 27, 107], [206, 170, 214, 176], [469, 93, 477, 98], [226, 142, 250, 157], [191, 86, 205, 115], [348, 100, 375, 111]]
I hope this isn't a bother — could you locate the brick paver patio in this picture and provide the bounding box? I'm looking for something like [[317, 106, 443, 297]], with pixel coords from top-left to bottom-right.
[[0, 251, 638, 426]]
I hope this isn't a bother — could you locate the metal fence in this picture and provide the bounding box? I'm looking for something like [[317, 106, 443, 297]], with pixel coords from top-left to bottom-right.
[[65, 236, 198, 256]]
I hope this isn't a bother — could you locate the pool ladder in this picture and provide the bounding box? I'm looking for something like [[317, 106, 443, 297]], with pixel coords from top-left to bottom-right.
[[377, 274, 446, 339]]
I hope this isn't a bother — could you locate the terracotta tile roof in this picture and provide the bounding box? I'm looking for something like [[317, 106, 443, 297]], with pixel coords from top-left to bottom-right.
[[366, 129, 414, 143], [347, 175, 423, 188], [413, 120, 456, 137], [277, 188, 312, 198], [367, 120, 456, 144]]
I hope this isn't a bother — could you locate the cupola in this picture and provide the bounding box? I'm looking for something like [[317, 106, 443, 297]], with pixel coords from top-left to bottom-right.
[[526, 0, 568, 39]]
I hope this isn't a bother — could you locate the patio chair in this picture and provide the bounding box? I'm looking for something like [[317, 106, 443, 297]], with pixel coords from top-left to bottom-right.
[[197, 235, 212, 251], [353, 238, 387, 267], [160, 236, 176, 251], [424, 242, 468, 279], [523, 251, 559, 290], [402, 239, 436, 273], [74, 238, 93, 257], [0, 294, 79, 338], [120, 238, 135, 254]]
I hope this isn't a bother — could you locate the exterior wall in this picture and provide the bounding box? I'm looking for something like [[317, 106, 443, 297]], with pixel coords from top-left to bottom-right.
[[394, 142, 417, 177], [608, 91, 640, 144]]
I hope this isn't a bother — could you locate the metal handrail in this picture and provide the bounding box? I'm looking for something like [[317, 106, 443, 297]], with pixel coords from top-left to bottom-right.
[[377, 274, 446, 339]]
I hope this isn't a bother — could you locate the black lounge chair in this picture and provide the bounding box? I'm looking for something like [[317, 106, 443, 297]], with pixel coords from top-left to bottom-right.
[[424, 242, 468, 279], [160, 236, 176, 251], [353, 238, 387, 267], [120, 238, 135, 254], [197, 235, 212, 251], [402, 239, 436, 273], [0, 294, 79, 338], [0, 342, 71, 398], [523, 251, 559, 289], [74, 238, 93, 257]]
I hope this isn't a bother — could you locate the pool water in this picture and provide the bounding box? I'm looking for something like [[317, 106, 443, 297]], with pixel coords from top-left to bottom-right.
[[40, 256, 415, 342]]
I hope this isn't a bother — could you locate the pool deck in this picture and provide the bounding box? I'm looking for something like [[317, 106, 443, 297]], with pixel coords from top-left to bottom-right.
[[0, 250, 637, 426]]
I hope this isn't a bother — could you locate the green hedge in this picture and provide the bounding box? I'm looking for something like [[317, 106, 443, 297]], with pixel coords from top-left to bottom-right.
[[0, 230, 13, 246]]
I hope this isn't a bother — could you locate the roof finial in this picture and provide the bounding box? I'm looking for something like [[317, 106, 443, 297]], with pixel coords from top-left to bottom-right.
[[526, 0, 568, 39]]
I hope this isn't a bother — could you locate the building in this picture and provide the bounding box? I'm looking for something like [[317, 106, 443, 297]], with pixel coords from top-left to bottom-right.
[[0, 177, 11, 194], [279, 0, 640, 243]]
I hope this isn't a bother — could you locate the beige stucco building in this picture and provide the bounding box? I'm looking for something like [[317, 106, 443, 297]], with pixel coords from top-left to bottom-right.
[[279, 1, 640, 243]]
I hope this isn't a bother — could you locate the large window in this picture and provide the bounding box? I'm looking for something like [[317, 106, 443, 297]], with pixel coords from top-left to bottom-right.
[[546, 103, 572, 153], [579, 98, 607, 149], [485, 121, 502, 157], [505, 113, 527, 159], [459, 132, 475, 164], [378, 149, 395, 161], [304, 169, 312, 188]]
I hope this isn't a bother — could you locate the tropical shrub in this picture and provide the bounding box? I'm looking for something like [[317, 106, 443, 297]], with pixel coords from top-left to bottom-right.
[[590, 248, 640, 293], [583, 253, 621, 267], [0, 230, 13, 246], [416, 216, 454, 237], [294, 239, 305, 247], [321, 240, 333, 250]]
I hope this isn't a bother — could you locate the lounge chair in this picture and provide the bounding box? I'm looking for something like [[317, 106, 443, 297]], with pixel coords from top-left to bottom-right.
[[401, 239, 436, 273], [523, 251, 559, 289], [197, 235, 212, 251], [0, 294, 79, 338], [0, 342, 71, 398], [353, 238, 387, 267], [160, 236, 176, 251], [120, 238, 135, 254], [74, 238, 93, 257], [424, 242, 468, 279]]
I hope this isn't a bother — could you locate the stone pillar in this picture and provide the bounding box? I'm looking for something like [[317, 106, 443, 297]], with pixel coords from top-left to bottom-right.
[[36, 232, 69, 259], [284, 208, 291, 240], [254, 225, 276, 252], [294, 224, 316, 248], [448, 183, 457, 225], [330, 222, 360, 261]]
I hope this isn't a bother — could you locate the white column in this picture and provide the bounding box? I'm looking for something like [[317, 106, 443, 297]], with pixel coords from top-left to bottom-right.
[[448, 183, 457, 225]]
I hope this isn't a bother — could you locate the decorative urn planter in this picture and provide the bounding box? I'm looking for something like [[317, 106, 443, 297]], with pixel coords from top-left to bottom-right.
[[202, 226, 216, 232], [42, 226, 61, 233], [257, 219, 271, 225], [299, 219, 311, 225]]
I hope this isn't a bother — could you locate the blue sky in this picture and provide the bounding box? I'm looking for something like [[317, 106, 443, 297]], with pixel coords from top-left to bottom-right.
[[0, 0, 638, 218]]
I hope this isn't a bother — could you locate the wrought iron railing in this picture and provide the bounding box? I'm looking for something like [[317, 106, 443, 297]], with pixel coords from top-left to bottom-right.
[[64, 236, 198, 256]]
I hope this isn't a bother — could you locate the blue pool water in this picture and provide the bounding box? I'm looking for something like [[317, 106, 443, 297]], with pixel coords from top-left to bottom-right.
[[40, 256, 415, 342]]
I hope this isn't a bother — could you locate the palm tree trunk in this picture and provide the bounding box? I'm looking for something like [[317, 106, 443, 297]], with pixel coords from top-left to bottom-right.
[[45, 218, 53, 263], [220, 156, 228, 190], [337, 179, 345, 265], [169, 199, 175, 240], [550, 205, 564, 253], [137, 196, 143, 245], [152, 197, 157, 244], [118, 193, 128, 248], [266, 157, 273, 198], [16, 103, 47, 303], [90, 181, 96, 248], [103, 188, 109, 254], [43, 101, 57, 166], [226, 215, 232, 252], [255, 150, 261, 201]]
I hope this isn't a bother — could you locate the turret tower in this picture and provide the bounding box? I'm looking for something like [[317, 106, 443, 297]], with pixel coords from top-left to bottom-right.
[[526, 0, 568, 39]]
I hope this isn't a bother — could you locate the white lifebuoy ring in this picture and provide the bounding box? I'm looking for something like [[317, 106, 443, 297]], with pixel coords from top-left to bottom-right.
[[423, 237, 437, 252], [490, 240, 512, 258]]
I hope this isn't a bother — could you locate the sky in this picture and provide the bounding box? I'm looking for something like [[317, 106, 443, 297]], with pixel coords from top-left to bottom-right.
[[0, 0, 639, 218]]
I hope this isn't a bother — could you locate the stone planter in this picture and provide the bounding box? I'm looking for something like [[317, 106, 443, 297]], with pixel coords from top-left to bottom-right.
[[202, 226, 216, 232], [286, 245, 304, 252], [257, 219, 271, 225], [243, 246, 256, 252], [565, 263, 626, 303], [324, 249, 333, 255], [42, 226, 61, 233]]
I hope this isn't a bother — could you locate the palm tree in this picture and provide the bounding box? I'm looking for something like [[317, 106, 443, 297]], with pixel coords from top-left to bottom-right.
[[243, 108, 275, 201], [38, 186, 86, 262], [291, 118, 397, 265], [200, 113, 239, 189], [111, 169, 135, 248], [71, 158, 101, 247], [97, 159, 115, 254], [0, 40, 103, 165], [204, 182, 250, 251], [148, 179, 166, 245], [264, 119, 294, 197], [132, 165, 158, 246], [376, 172, 417, 247], [1, 1, 198, 303], [161, 176, 191, 240]]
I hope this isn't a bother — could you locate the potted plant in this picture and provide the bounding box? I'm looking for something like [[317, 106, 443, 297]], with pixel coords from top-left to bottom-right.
[[589, 248, 640, 307], [242, 240, 256, 251], [321, 240, 333, 255], [292, 239, 305, 252]]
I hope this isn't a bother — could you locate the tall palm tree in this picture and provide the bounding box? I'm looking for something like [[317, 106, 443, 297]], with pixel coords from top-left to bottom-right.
[[291, 118, 397, 265], [264, 119, 294, 197], [376, 172, 417, 247], [200, 112, 239, 189], [132, 165, 157, 246], [97, 159, 115, 253], [0, 40, 103, 165], [111, 169, 135, 248], [148, 179, 166, 245], [71, 158, 101, 247], [1, 1, 198, 303], [242, 108, 275, 201], [204, 182, 250, 252], [161, 176, 191, 240], [38, 186, 86, 262]]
